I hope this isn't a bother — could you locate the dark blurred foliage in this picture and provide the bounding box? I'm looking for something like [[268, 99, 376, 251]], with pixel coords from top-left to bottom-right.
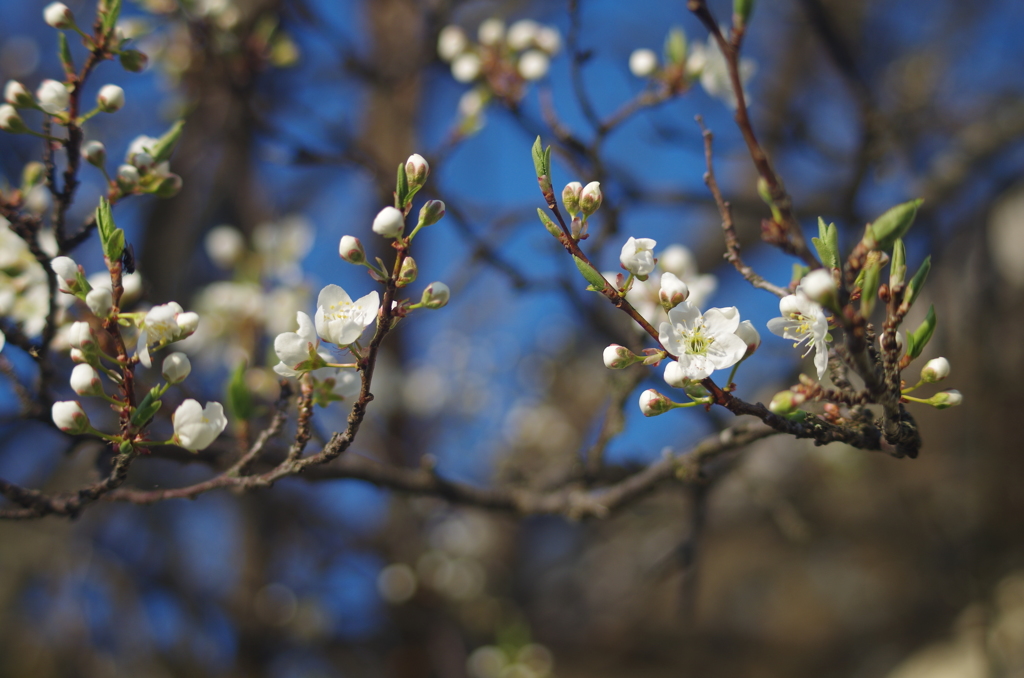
[[2, 0, 1024, 676]]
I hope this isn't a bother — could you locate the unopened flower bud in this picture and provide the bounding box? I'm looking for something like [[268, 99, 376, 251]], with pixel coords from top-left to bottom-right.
[[659, 272, 689, 309], [36, 79, 69, 114], [86, 287, 113, 318], [117, 164, 140, 189], [518, 50, 550, 80], [800, 268, 836, 306], [570, 215, 587, 240], [478, 18, 505, 46], [70, 348, 87, 363], [338, 235, 365, 264], [451, 53, 482, 83], [735, 320, 761, 359], [921, 357, 950, 384], [97, 84, 125, 112], [603, 344, 638, 369], [663, 360, 688, 388], [152, 173, 183, 198], [51, 255, 81, 293], [536, 26, 561, 54], [70, 364, 103, 396], [437, 25, 468, 62], [562, 181, 582, 216], [0, 104, 29, 133], [162, 352, 191, 384], [68, 320, 97, 350], [4, 81, 34, 107], [398, 256, 418, 287], [629, 49, 658, 77], [580, 181, 603, 216], [769, 390, 805, 415], [44, 2, 74, 29], [405, 153, 429, 187], [22, 161, 45, 189], [929, 390, 962, 409], [176, 312, 199, 336], [372, 206, 405, 239], [507, 19, 540, 50], [119, 49, 149, 73], [418, 200, 445, 229], [83, 140, 106, 167], [421, 281, 450, 309], [52, 400, 91, 434], [639, 389, 673, 417]]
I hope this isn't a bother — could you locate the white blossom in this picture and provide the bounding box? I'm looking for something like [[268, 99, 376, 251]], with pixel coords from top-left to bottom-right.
[[800, 268, 836, 306], [372, 206, 405, 239], [315, 285, 379, 346], [36, 79, 69, 114], [451, 53, 482, 83], [518, 50, 550, 81], [458, 89, 486, 118], [44, 3, 74, 29], [0, 104, 26, 133], [659, 244, 717, 309], [629, 49, 658, 77], [86, 286, 113, 317], [4, 81, 32, 107], [477, 18, 505, 47], [70, 364, 103, 396], [735, 319, 761, 359], [686, 35, 755, 109], [68, 320, 96, 350], [767, 292, 830, 379], [162, 352, 191, 384], [204, 225, 246, 268], [619, 237, 657, 277], [507, 19, 540, 50], [136, 302, 189, 368], [535, 27, 561, 55], [921, 357, 950, 383], [172, 399, 228, 452], [437, 25, 468, 61], [83, 140, 106, 166], [97, 84, 125, 112], [50, 255, 79, 293], [273, 311, 320, 377], [659, 272, 689, 309], [659, 301, 747, 380]]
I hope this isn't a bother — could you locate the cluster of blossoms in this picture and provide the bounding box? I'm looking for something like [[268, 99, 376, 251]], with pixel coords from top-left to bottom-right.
[[437, 18, 561, 131], [627, 27, 756, 108], [270, 153, 451, 408], [0, 218, 54, 339]]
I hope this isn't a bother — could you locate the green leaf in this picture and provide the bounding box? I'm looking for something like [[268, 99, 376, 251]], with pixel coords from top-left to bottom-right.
[[733, 0, 755, 25], [58, 33, 73, 72], [860, 259, 881, 318], [664, 27, 687, 65], [906, 305, 936, 359], [395, 161, 409, 208], [130, 389, 162, 427], [791, 263, 809, 286], [225, 360, 254, 421], [95, 197, 125, 262], [537, 208, 561, 238], [573, 256, 608, 291], [867, 198, 923, 251], [101, 0, 122, 36], [904, 255, 931, 309], [890, 238, 906, 288], [812, 217, 840, 269], [531, 136, 547, 178], [148, 120, 185, 163]]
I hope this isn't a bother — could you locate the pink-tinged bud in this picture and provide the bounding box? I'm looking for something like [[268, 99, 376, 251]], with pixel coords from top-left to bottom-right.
[[0, 104, 29, 133], [70, 348, 87, 364], [602, 344, 637, 369], [44, 2, 74, 29], [405, 153, 429, 187], [4, 81, 34, 108], [562, 181, 583, 216], [639, 389, 673, 417], [580, 181, 603, 216], [176, 312, 199, 336], [735, 320, 761, 359], [162, 352, 191, 384], [338, 235, 365, 264], [398, 256, 418, 287], [418, 200, 445, 228], [68, 321, 97, 350], [119, 49, 149, 73], [70, 364, 104, 396], [421, 282, 450, 309], [35, 79, 69, 114], [658, 272, 689, 309], [921, 357, 949, 383], [83, 140, 106, 167], [52, 400, 91, 434], [51, 255, 80, 293], [97, 84, 125, 112], [929, 390, 962, 409], [372, 206, 405, 239]]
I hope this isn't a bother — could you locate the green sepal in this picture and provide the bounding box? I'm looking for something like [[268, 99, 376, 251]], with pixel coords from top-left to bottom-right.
[[812, 217, 840, 270], [733, 0, 755, 25], [537, 208, 561, 238], [130, 386, 162, 427], [225, 360, 255, 421], [573, 256, 607, 291], [860, 258, 881, 318], [311, 376, 346, 408], [905, 305, 936, 360], [664, 27, 687, 65], [890, 238, 906, 288], [904, 255, 931, 309], [395, 161, 410, 208], [95, 197, 125, 263], [531, 136, 552, 194], [58, 33, 74, 73], [867, 198, 923, 251], [101, 0, 122, 37], [148, 120, 185, 163]]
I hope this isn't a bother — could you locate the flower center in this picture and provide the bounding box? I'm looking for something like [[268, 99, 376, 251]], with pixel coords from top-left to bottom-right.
[[323, 301, 355, 322], [684, 322, 714, 356], [787, 313, 817, 356]]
